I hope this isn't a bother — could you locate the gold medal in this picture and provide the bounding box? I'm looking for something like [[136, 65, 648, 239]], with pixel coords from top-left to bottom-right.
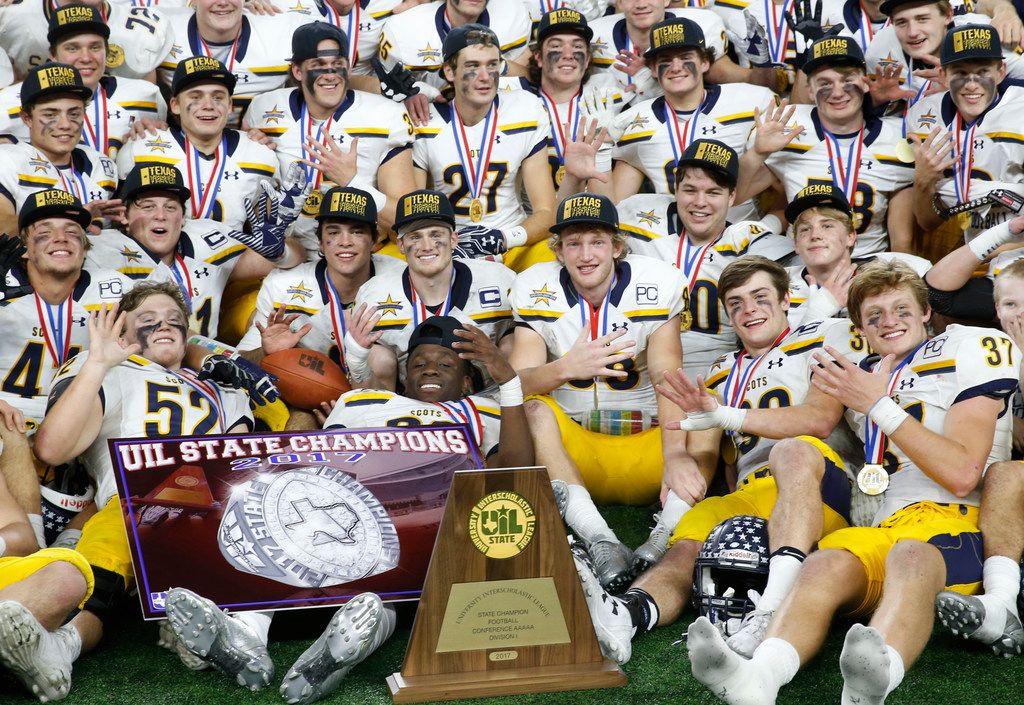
[[106, 43, 125, 69], [856, 464, 889, 496], [469, 198, 484, 223], [302, 188, 323, 218], [555, 165, 565, 186], [895, 138, 915, 164]]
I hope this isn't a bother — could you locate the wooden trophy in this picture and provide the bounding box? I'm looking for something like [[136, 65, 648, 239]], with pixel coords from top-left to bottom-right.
[[387, 466, 627, 703]]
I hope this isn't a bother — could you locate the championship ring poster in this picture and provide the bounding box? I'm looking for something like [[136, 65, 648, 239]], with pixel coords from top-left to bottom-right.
[[109, 426, 482, 619]]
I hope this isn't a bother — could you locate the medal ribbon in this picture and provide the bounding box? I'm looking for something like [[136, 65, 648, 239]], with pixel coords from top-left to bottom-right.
[[34, 294, 72, 368], [721, 326, 790, 413], [576, 273, 617, 341], [623, 33, 635, 86], [676, 235, 718, 293], [185, 135, 227, 219], [325, 273, 349, 373], [452, 102, 497, 207], [170, 254, 194, 311], [83, 85, 109, 155], [346, 1, 360, 65], [197, 32, 239, 72], [437, 398, 484, 448], [863, 340, 928, 464], [174, 367, 227, 431], [55, 161, 88, 204], [765, 0, 794, 64], [539, 89, 580, 165], [410, 268, 456, 327], [952, 113, 977, 204], [823, 126, 864, 203], [300, 102, 334, 190], [664, 92, 705, 167]]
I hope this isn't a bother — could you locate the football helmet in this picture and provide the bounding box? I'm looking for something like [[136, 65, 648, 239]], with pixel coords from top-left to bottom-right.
[[692, 515, 770, 629]]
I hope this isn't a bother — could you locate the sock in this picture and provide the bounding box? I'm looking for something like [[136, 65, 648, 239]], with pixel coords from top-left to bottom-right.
[[0, 535, 6, 557], [659, 491, 691, 530], [757, 547, 807, 612], [982, 556, 1021, 614], [752, 637, 800, 691], [884, 645, 904, 696], [563, 484, 615, 544], [233, 610, 273, 645], [28, 514, 44, 548], [620, 588, 659, 636], [51, 529, 82, 550]]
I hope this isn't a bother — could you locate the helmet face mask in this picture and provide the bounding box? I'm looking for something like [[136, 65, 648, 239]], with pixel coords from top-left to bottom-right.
[[692, 515, 770, 629]]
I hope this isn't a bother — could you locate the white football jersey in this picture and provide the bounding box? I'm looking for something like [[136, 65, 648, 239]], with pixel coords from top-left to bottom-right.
[[760, 105, 914, 256], [235, 255, 406, 369], [511, 254, 686, 420], [818, 0, 889, 50], [705, 317, 868, 483], [379, 0, 531, 92], [324, 388, 501, 458], [49, 352, 252, 508], [0, 76, 167, 158], [619, 193, 794, 378], [844, 325, 1018, 524], [85, 220, 249, 337], [0, 141, 117, 213], [905, 83, 1024, 242], [246, 87, 414, 254], [116, 127, 279, 231], [352, 258, 516, 381], [0, 268, 131, 428], [413, 91, 549, 231], [0, 1, 173, 79], [158, 11, 309, 127], [588, 9, 728, 104], [612, 84, 776, 220]]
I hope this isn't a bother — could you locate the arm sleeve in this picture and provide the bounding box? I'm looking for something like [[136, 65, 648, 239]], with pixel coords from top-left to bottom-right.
[[926, 277, 996, 321]]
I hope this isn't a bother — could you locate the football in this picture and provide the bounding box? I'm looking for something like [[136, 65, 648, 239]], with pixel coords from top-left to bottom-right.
[[260, 349, 351, 410]]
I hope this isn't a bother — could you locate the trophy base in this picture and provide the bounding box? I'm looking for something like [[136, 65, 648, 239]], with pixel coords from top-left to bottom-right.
[[387, 658, 627, 703]]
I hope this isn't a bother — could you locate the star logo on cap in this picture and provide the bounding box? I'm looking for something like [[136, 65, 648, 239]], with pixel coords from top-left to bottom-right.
[[636, 209, 660, 227], [262, 105, 285, 124], [375, 294, 403, 317], [287, 281, 313, 302], [119, 245, 142, 263], [529, 284, 557, 306], [144, 137, 172, 153]]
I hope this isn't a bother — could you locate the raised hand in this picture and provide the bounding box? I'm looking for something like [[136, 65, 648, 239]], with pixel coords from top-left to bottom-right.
[[301, 133, 358, 188], [86, 304, 139, 370], [312, 398, 338, 427], [563, 117, 610, 184], [784, 0, 842, 42], [0, 235, 31, 302], [866, 64, 916, 106], [807, 261, 857, 308], [374, 58, 419, 103], [0, 399, 25, 433], [910, 126, 955, 187], [561, 328, 636, 381], [810, 346, 893, 413], [255, 305, 311, 355], [277, 162, 312, 226], [345, 302, 383, 350], [452, 324, 515, 385], [752, 99, 805, 156]]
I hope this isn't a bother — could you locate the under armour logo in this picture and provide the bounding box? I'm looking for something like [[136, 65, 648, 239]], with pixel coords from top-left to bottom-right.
[[973, 138, 985, 150], [233, 72, 250, 83], [860, 160, 873, 170], [222, 171, 240, 180], [898, 378, 915, 390], [700, 125, 718, 135], [108, 110, 122, 120], [194, 267, 210, 278], [611, 322, 628, 332], [766, 357, 783, 369], [494, 135, 501, 144], [73, 316, 86, 326], [89, 190, 104, 201], [359, 21, 373, 30]]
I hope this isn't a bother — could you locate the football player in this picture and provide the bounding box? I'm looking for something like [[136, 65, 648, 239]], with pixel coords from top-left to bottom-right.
[[0, 0, 174, 81], [610, 18, 777, 219], [906, 24, 1024, 244], [235, 185, 405, 372], [0, 63, 119, 237], [30, 282, 254, 700], [680, 260, 1017, 705], [510, 192, 691, 591], [0, 5, 167, 154], [572, 255, 863, 665], [157, 0, 310, 127], [411, 25, 556, 266], [347, 189, 515, 390], [117, 56, 282, 232], [161, 316, 534, 700], [86, 163, 305, 338], [244, 21, 415, 243], [736, 35, 916, 255]]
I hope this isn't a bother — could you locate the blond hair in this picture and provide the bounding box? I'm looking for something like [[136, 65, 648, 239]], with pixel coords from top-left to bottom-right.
[[119, 281, 190, 319], [847, 259, 929, 328], [793, 206, 855, 235]]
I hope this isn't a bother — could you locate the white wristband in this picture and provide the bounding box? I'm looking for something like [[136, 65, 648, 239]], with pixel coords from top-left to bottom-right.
[[343, 331, 372, 382], [498, 375, 524, 407], [968, 220, 1014, 261], [594, 146, 612, 173], [504, 225, 528, 249], [718, 404, 748, 432], [868, 396, 909, 437]]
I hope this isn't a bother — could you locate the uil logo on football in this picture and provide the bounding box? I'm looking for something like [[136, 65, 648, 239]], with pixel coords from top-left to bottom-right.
[[468, 491, 536, 559], [217, 466, 400, 588]]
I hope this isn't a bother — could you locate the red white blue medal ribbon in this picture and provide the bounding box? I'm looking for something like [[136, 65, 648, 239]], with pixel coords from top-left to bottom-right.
[[676, 235, 717, 293], [540, 89, 580, 165], [765, 0, 795, 64], [55, 162, 88, 204], [863, 341, 926, 464], [664, 92, 705, 168], [300, 102, 334, 190], [175, 367, 227, 431], [83, 86, 109, 156], [720, 327, 790, 431], [823, 126, 864, 204], [577, 273, 617, 341], [952, 113, 976, 204], [325, 273, 348, 373], [437, 397, 484, 447], [170, 254, 194, 311], [198, 32, 239, 72], [410, 268, 456, 327], [325, 1, 360, 65], [34, 294, 72, 367], [453, 103, 497, 211], [185, 135, 227, 219]]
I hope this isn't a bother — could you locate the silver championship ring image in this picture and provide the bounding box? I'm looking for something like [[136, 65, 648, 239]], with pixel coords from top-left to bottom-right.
[[217, 466, 400, 588]]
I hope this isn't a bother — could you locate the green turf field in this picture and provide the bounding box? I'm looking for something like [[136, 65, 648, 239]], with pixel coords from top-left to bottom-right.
[[7, 505, 1018, 705]]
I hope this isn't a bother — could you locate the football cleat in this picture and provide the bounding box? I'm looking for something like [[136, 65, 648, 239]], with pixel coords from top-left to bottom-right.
[[839, 624, 891, 705], [687, 616, 775, 705], [280, 593, 396, 704], [157, 619, 211, 670], [725, 609, 774, 659], [0, 601, 73, 702], [588, 538, 634, 594], [165, 588, 273, 691], [631, 513, 672, 575], [936, 591, 1024, 658], [570, 542, 633, 665], [550, 480, 569, 520]]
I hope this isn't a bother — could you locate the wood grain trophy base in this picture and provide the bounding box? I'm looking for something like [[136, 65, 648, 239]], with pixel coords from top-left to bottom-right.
[[387, 466, 627, 703]]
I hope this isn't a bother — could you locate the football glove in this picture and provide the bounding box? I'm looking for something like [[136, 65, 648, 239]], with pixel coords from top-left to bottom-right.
[[727, 11, 773, 68], [784, 0, 844, 43], [456, 225, 507, 258], [276, 163, 312, 227], [197, 353, 280, 406], [373, 58, 420, 102], [0, 235, 30, 302]]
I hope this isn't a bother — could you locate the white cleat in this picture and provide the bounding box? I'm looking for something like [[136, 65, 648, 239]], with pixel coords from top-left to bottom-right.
[[936, 591, 1024, 658], [631, 514, 672, 575], [726, 609, 774, 659], [157, 619, 210, 670], [164, 588, 273, 691], [280, 593, 396, 704], [0, 601, 73, 702], [687, 616, 776, 705], [570, 543, 633, 665], [839, 624, 891, 705]]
